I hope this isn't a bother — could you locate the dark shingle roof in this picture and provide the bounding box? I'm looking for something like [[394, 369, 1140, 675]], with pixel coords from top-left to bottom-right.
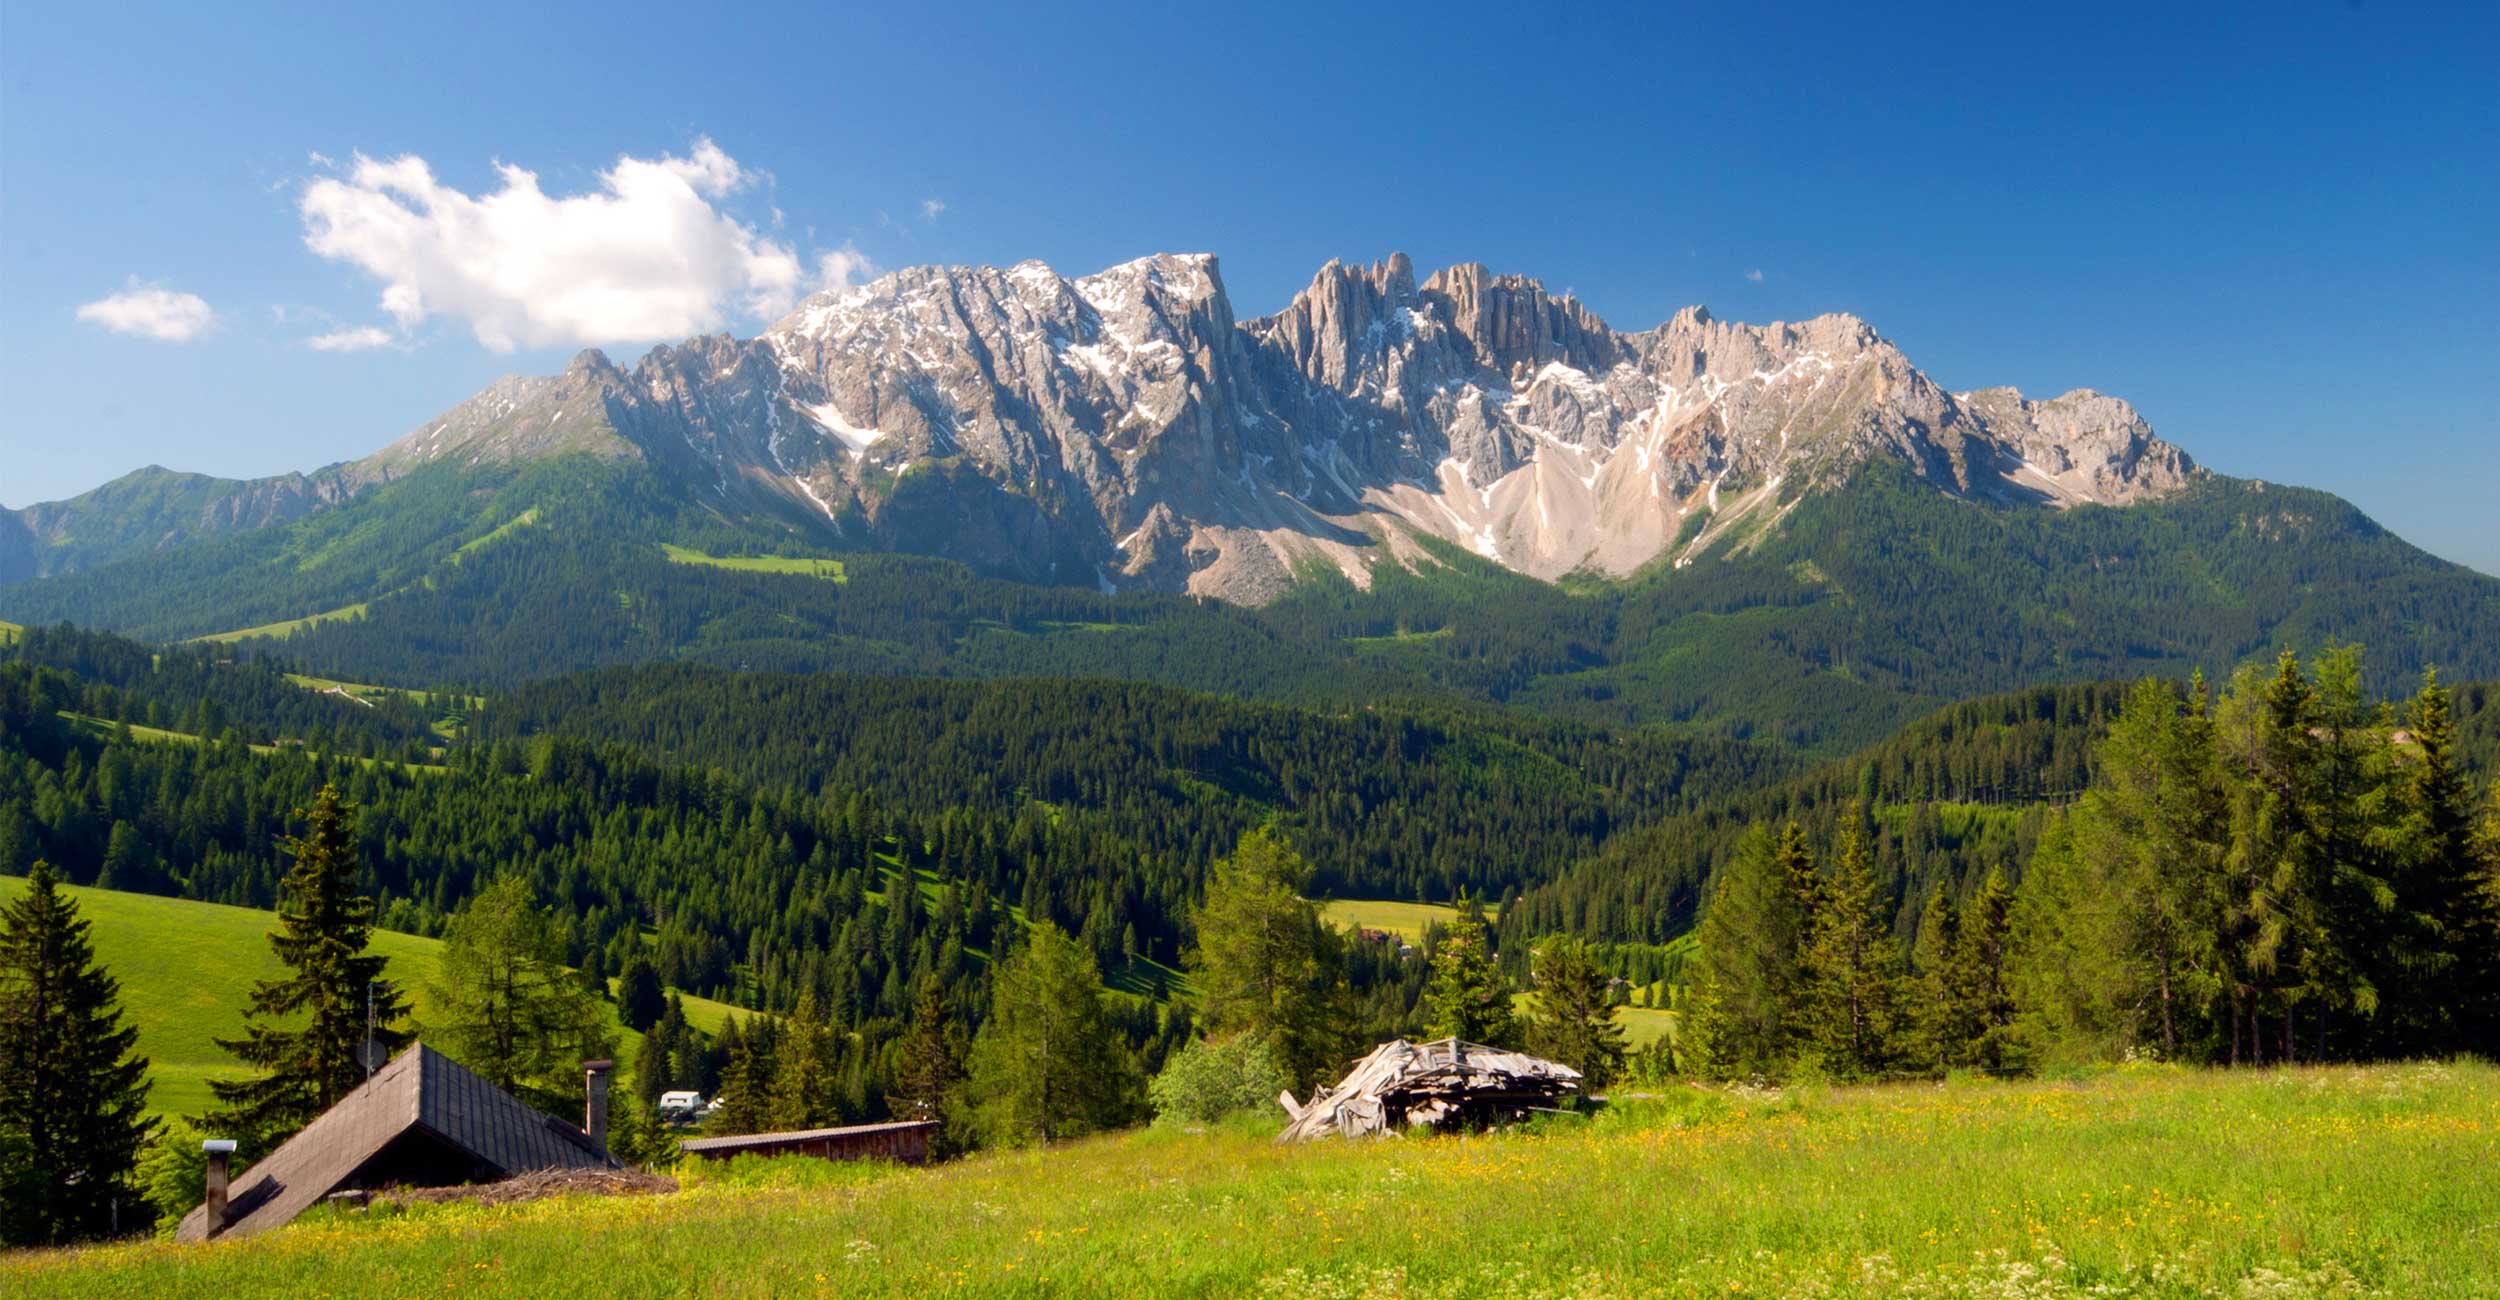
[[177, 1043, 614, 1241]]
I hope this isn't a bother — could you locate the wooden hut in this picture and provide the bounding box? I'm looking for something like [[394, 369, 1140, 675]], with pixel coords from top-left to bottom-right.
[[177, 1043, 617, 1242], [677, 1120, 938, 1165]]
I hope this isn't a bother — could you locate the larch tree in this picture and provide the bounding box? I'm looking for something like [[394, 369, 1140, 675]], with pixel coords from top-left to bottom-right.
[[966, 923, 1141, 1146], [0, 861, 154, 1246], [426, 876, 614, 1115], [1186, 827, 1346, 1087], [210, 784, 410, 1145]]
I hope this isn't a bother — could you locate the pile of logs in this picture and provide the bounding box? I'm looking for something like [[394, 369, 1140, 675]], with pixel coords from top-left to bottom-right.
[[1276, 1037, 1582, 1141]]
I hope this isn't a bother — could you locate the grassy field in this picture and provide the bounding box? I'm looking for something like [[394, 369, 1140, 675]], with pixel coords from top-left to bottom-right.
[[189, 602, 369, 644], [60, 711, 451, 774], [1316, 898, 1496, 942], [0, 617, 20, 644], [661, 542, 847, 581], [0, 876, 737, 1118], [15, 1061, 2492, 1297]]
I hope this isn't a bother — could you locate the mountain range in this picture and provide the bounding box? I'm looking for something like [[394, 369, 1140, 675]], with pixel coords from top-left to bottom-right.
[[7, 253, 2196, 602], [4, 252, 2493, 752]]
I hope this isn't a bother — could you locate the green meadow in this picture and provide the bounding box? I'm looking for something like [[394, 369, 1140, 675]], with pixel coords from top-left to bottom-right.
[[1316, 897, 1487, 943], [0, 877, 735, 1119], [660, 543, 847, 581], [189, 602, 369, 645], [14, 1061, 2492, 1298]]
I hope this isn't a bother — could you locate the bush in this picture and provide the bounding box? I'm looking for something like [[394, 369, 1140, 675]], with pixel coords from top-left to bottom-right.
[[134, 1117, 210, 1237], [1147, 1035, 1292, 1126]]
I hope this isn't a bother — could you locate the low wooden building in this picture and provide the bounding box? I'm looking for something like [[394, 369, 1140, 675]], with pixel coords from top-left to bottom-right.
[[178, 1043, 617, 1242], [678, 1120, 937, 1165]]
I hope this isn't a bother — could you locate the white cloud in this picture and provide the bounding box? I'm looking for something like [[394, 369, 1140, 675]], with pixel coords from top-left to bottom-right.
[[919, 197, 946, 222], [1744, 268, 1765, 283], [297, 137, 805, 352], [75, 279, 218, 342], [305, 325, 397, 352], [816, 242, 879, 291]]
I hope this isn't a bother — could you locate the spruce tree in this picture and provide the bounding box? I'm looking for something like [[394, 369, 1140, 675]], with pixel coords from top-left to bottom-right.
[[1523, 936, 1627, 1088], [1909, 881, 1968, 1073], [1800, 813, 1906, 1079], [1421, 897, 1514, 1046], [888, 980, 970, 1156], [708, 1016, 775, 1135], [210, 785, 409, 1144], [618, 955, 665, 1032], [768, 990, 840, 1131], [1687, 825, 1810, 1078], [2389, 669, 2500, 1054], [634, 1028, 673, 1110], [0, 861, 154, 1246], [1957, 867, 2021, 1072]]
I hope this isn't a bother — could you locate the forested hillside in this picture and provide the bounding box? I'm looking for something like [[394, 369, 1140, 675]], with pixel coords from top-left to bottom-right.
[[7, 456, 2495, 755], [1503, 666, 2500, 948], [480, 665, 1790, 903]]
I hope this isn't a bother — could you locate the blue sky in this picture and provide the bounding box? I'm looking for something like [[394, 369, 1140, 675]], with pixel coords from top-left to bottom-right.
[[4, 1, 2495, 570]]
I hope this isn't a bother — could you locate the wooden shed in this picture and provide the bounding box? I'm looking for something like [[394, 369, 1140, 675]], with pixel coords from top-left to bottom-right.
[[177, 1043, 616, 1242], [677, 1120, 937, 1165]]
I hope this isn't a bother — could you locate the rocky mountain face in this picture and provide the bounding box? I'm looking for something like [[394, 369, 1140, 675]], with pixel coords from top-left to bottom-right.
[[8, 253, 2198, 602]]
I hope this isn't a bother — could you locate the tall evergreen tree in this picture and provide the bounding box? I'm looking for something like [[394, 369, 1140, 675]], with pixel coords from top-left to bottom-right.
[[1957, 867, 2021, 1073], [888, 979, 970, 1156], [767, 990, 840, 1131], [426, 876, 614, 1114], [965, 923, 1141, 1145], [1686, 825, 1811, 1078], [2387, 668, 2500, 1054], [0, 861, 154, 1246], [210, 785, 410, 1143], [708, 1016, 774, 1136], [1420, 896, 1513, 1046], [1523, 936, 1627, 1088], [1909, 881, 1968, 1074], [618, 955, 666, 1033], [1187, 827, 1345, 1087], [1799, 813, 1906, 1079]]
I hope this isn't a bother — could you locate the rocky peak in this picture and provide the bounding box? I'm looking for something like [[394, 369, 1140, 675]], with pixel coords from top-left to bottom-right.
[[272, 249, 2204, 602], [1420, 262, 1624, 378]]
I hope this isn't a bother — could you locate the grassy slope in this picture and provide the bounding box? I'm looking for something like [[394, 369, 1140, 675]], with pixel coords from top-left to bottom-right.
[[190, 602, 369, 644], [661, 542, 846, 581], [0, 876, 736, 1118], [19, 1063, 2494, 1297], [1315, 898, 1475, 941]]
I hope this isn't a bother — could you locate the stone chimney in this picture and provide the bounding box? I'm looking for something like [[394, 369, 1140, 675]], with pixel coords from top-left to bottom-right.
[[202, 1139, 237, 1236], [583, 1059, 614, 1154]]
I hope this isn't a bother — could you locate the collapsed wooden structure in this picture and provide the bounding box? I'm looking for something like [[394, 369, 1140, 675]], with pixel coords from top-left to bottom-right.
[[1275, 1037, 1582, 1141]]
